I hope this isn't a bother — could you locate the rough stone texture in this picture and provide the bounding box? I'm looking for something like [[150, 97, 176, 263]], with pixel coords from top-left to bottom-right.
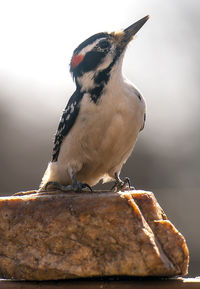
[[0, 190, 189, 280]]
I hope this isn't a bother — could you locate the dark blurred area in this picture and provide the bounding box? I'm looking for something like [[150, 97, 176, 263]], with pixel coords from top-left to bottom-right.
[[0, 0, 199, 277]]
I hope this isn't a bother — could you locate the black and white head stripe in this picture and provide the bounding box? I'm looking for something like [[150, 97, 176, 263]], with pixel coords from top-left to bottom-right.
[[70, 32, 118, 77], [73, 32, 109, 55]]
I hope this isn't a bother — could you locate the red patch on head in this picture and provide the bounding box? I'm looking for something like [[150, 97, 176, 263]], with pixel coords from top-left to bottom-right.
[[71, 54, 84, 69]]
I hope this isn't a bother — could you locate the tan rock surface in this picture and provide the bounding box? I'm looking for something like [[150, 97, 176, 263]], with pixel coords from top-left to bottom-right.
[[0, 190, 189, 280]]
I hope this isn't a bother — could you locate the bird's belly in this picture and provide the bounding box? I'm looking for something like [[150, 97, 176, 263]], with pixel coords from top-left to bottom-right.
[[58, 98, 144, 186], [100, 112, 141, 173]]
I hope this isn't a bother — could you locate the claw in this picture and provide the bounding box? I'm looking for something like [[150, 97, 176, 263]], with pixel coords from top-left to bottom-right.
[[45, 181, 63, 191], [111, 173, 135, 192], [81, 182, 93, 192], [45, 181, 93, 193], [123, 177, 131, 189]]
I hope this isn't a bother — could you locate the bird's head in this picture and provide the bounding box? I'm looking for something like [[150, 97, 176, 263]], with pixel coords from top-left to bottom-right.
[[70, 15, 149, 95]]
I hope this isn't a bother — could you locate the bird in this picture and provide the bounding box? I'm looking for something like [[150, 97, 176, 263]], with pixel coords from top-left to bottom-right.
[[39, 15, 149, 193]]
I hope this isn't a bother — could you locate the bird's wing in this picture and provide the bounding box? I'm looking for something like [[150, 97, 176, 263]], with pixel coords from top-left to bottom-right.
[[52, 89, 83, 162]]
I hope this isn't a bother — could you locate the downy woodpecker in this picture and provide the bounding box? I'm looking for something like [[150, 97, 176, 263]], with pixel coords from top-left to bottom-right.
[[40, 15, 149, 192]]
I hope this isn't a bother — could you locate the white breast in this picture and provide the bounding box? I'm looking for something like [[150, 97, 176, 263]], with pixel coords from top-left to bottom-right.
[[57, 68, 145, 186]]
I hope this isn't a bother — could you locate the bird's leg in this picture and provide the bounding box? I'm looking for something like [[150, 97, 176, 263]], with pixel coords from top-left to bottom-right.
[[111, 172, 135, 192], [45, 174, 93, 193]]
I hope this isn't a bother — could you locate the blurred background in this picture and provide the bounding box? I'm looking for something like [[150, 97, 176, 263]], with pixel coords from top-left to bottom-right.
[[0, 0, 199, 277]]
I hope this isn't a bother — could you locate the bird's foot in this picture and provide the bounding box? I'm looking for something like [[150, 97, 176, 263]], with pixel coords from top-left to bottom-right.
[[111, 174, 135, 192], [44, 181, 93, 193]]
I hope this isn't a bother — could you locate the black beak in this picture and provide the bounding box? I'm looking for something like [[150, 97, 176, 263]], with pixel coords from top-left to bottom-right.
[[123, 15, 149, 44]]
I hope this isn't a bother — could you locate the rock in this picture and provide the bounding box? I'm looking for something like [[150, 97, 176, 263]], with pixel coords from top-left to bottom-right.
[[0, 190, 189, 280]]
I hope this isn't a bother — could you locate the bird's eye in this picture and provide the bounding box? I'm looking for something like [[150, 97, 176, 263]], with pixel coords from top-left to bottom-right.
[[98, 40, 110, 49]]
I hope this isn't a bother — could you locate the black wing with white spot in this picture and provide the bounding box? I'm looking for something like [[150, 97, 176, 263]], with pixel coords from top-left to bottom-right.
[[52, 89, 83, 162]]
